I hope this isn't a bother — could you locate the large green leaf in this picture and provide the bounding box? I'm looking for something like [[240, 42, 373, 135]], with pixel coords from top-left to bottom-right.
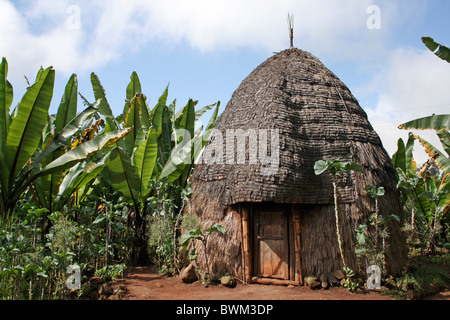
[[40, 127, 132, 175], [55, 154, 108, 210], [123, 95, 144, 151], [41, 74, 78, 210], [91, 72, 118, 132], [123, 73, 149, 154], [392, 138, 406, 172], [195, 103, 216, 122], [0, 57, 13, 150], [437, 174, 450, 214], [54, 74, 77, 133], [200, 102, 219, 149], [190, 101, 220, 179], [151, 85, 169, 134], [134, 128, 158, 195], [33, 101, 100, 166], [106, 146, 140, 204], [139, 94, 151, 135], [125, 72, 142, 107], [159, 105, 173, 163], [392, 132, 416, 176], [414, 134, 450, 173], [399, 114, 450, 131], [158, 136, 194, 182], [415, 179, 433, 218], [125, 72, 149, 132], [437, 129, 450, 156], [5, 66, 55, 179], [422, 37, 450, 63], [177, 99, 196, 139], [0, 58, 13, 199], [314, 159, 362, 177]]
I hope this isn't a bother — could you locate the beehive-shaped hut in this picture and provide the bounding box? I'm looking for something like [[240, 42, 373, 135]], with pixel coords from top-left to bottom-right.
[[189, 47, 407, 285]]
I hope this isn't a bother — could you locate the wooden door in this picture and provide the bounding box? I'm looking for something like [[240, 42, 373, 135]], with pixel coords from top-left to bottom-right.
[[253, 208, 289, 280]]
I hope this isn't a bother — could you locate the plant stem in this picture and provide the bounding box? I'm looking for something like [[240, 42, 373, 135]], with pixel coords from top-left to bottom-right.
[[41, 278, 45, 300], [374, 198, 379, 250], [202, 238, 209, 274], [410, 190, 416, 236], [29, 278, 33, 300], [333, 179, 347, 269], [426, 204, 439, 254], [173, 200, 186, 273], [382, 235, 386, 274]]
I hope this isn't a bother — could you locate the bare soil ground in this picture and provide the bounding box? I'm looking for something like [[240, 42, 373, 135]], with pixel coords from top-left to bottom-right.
[[120, 266, 449, 301]]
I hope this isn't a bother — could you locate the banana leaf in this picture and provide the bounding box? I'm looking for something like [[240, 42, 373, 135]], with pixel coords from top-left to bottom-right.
[[191, 101, 220, 176], [125, 72, 142, 108], [5, 66, 55, 179], [398, 114, 450, 131], [0, 57, 13, 150], [414, 134, 450, 173], [91, 72, 119, 133], [436, 130, 450, 156], [54, 154, 109, 210], [159, 105, 173, 163], [33, 100, 100, 166], [194, 102, 216, 122], [123, 95, 147, 152], [158, 136, 195, 182], [151, 85, 169, 134], [54, 74, 77, 133], [40, 127, 132, 176], [422, 37, 450, 63], [0, 58, 13, 199], [122, 73, 151, 154], [177, 99, 196, 139], [39, 74, 78, 210], [106, 146, 140, 206], [133, 127, 159, 195], [392, 132, 417, 176]]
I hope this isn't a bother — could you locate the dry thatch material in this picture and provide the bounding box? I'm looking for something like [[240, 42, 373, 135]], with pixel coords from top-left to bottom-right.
[[189, 48, 407, 281]]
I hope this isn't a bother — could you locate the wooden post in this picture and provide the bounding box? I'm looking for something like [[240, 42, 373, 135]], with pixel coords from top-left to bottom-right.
[[241, 205, 252, 284], [287, 13, 294, 49], [252, 277, 299, 286], [292, 205, 303, 285]]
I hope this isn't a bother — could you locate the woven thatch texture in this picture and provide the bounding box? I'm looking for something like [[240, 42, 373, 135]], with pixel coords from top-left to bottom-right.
[[188, 195, 243, 277], [193, 48, 389, 208]]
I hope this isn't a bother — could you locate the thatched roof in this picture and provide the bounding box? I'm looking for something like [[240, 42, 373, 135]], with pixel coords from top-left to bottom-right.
[[193, 48, 396, 209]]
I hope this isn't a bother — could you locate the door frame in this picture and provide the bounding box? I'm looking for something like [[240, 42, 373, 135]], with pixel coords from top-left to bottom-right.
[[240, 203, 303, 285]]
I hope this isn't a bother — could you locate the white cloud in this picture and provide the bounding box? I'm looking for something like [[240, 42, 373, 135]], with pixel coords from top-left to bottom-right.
[[366, 47, 450, 164], [0, 0, 82, 82], [1, 0, 402, 79], [144, 0, 381, 56]]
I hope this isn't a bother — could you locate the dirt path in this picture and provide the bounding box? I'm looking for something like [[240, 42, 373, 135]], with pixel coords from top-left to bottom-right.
[[122, 267, 395, 300]]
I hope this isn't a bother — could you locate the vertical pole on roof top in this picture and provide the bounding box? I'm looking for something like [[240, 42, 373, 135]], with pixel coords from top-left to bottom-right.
[[287, 13, 294, 49]]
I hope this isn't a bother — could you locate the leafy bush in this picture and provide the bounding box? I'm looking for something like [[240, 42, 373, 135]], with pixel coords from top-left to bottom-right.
[[0, 198, 132, 299]]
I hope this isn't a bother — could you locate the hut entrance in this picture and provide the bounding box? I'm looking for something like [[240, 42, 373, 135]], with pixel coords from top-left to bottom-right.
[[253, 208, 289, 280], [242, 203, 301, 286]]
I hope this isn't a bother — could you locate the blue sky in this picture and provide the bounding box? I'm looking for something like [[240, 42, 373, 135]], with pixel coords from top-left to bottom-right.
[[1, 0, 449, 164]]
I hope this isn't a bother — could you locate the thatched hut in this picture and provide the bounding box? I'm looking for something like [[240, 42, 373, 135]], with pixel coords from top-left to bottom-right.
[[189, 47, 407, 285]]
